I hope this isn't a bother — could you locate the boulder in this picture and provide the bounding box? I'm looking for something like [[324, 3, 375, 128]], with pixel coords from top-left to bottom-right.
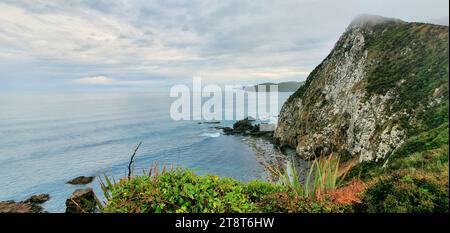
[[65, 188, 97, 213], [233, 118, 256, 132], [222, 127, 234, 134], [0, 193, 50, 213], [67, 176, 95, 185], [24, 194, 50, 204], [0, 201, 43, 213]]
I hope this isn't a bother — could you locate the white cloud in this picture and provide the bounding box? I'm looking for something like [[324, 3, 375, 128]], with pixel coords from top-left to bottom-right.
[[73, 75, 165, 87], [0, 0, 448, 90], [75, 76, 114, 84]]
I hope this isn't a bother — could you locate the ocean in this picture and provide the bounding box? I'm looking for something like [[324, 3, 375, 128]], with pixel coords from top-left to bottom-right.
[[0, 91, 292, 212]]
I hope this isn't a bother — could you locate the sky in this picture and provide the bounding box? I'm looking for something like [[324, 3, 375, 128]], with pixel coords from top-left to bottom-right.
[[0, 0, 448, 92]]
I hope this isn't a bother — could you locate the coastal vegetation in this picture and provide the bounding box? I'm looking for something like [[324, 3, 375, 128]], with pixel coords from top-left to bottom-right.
[[97, 145, 447, 213], [98, 157, 358, 213]]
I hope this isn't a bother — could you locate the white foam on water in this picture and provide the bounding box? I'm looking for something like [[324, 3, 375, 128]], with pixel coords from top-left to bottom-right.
[[200, 132, 221, 138]]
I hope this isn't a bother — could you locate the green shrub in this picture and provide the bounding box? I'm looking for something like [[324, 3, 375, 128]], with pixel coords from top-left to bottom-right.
[[255, 190, 349, 213], [100, 166, 350, 213], [339, 149, 353, 163], [242, 180, 286, 203], [390, 145, 449, 173], [102, 168, 257, 213], [355, 170, 449, 213], [345, 160, 385, 182]]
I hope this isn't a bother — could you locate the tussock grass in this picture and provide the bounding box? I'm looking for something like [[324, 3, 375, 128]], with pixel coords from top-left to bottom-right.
[[269, 154, 348, 200]]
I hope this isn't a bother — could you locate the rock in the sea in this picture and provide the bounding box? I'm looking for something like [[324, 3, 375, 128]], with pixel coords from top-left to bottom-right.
[[65, 188, 97, 213], [220, 119, 276, 139], [198, 121, 221, 124], [233, 119, 253, 131], [232, 118, 258, 133], [67, 176, 95, 185], [0, 201, 43, 213], [0, 194, 50, 213], [24, 194, 50, 204]]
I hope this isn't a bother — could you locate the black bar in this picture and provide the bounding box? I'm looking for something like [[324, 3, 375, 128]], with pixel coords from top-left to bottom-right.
[[0, 213, 447, 232]]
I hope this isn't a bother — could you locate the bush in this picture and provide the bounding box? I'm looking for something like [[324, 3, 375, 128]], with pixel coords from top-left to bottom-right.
[[355, 170, 449, 213], [102, 168, 257, 213], [100, 167, 351, 213], [243, 180, 349, 213], [255, 190, 349, 213], [242, 180, 286, 203]]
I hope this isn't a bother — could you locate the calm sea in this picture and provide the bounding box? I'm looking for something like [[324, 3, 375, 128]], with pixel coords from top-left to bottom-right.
[[0, 91, 291, 212]]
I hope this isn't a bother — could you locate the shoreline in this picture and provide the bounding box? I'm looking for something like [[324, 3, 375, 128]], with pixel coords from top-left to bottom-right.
[[240, 135, 311, 184], [212, 117, 310, 183], [240, 136, 286, 182]]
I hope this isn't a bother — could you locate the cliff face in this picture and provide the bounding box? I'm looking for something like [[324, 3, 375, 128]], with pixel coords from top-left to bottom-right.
[[275, 15, 449, 162]]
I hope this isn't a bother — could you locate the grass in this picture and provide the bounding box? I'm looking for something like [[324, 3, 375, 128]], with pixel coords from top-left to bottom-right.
[[270, 154, 347, 200], [262, 154, 360, 213], [310, 155, 346, 198]]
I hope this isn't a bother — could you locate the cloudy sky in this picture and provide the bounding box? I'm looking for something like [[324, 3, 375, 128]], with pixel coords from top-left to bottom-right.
[[0, 0, 448, 92]]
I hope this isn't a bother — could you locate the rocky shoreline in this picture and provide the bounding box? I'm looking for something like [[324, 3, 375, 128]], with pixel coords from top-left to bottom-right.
[[212, 118, 276, 141], [213, 118, 307, 182], [241, 136, 287, 182], [0, 176, 98, 213], [0, 194, 50, 213]]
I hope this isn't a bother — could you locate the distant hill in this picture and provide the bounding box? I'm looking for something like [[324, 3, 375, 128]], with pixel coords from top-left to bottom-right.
[[245, 81, 304, 92]]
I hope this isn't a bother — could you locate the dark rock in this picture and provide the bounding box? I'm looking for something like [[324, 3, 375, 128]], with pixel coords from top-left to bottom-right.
[[210, 126, 225, 130], [65, 188, 97, 213], [0, 193, 50, 213], [24, 194, 50, 204], [222, 127, 234, 135], [219, 119, 270, 137], [217, 119, 275, 139], [233, 119, 254, 131], [0, 201, 43, 213], [198, 121, 221, 124], [67, 176, 95, 185]]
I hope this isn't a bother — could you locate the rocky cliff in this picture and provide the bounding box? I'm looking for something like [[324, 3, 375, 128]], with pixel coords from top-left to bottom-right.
[[275, 15, 449, 162]]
